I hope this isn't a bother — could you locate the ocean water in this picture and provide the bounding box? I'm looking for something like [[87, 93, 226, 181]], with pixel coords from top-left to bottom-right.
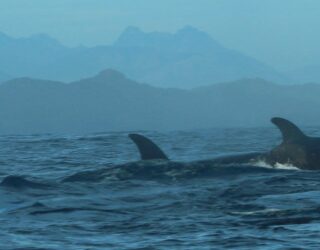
[[1, 127, 320, 249]]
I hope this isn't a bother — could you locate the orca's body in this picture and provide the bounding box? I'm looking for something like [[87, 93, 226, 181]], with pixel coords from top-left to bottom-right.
[[63, 117, 320, 183], [129, 117, 320, 170], [263, 118, 320, 170], [128, 133, 263, 167]]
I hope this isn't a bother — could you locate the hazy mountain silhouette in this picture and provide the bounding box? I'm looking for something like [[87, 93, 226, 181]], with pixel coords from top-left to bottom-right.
[[0, 32, 68, 80], [114, 26, 288, 87], [0, 69, 319, 135], [0, 27, 289, 88], [286, 64, 320, 84], [0, 70, 11, 83]]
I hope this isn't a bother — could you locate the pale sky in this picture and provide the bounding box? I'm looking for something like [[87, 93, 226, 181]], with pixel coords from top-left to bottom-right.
[[0, 0, 319, 70]]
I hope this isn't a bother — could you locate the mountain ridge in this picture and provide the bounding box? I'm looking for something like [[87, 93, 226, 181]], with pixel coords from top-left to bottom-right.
[[0, 26, 289, 88], [0, 69, 319, 135]]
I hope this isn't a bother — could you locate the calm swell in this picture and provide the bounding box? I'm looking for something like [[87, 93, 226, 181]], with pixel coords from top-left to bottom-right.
[[1, 127, 320, 249]]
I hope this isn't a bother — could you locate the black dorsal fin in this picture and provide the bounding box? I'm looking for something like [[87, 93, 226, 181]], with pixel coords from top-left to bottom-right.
[[271, 117, 307, 143], [128, 134, 169, 160]]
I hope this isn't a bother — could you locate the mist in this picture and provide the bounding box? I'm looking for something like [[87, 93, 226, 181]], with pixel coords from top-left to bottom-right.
[[2, 2, 320, 249], [1, 0, 320, 71], [0, 0, 320, 134]]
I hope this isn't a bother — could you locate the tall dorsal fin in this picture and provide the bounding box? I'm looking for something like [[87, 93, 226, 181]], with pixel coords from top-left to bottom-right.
[[271, 117, 307, 143], [128, 134, 169, 160]]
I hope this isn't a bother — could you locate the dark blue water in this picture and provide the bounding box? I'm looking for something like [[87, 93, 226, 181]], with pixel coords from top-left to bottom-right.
[[1, 127, 320, 249]]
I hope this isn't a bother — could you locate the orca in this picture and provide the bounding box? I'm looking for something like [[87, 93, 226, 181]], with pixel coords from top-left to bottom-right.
[[129, 133, 263, 164], [64, 133, 262, 182], [64, 117, 318, 183], [128, 134, 168, 160], [129, 117, 320, 170], [264, 117, 320, 170]]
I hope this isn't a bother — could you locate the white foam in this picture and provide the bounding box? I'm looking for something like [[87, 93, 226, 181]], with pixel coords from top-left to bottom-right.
[[231, 208, 281, 215], [274, 162, 300, 170], [252, 160, 299, 171]]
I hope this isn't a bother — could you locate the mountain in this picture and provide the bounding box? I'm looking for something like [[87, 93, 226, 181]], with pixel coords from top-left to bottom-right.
[[113, 26, 288, 87], [0, 70, 11, 83], [0, 27, 288, 88], [286, 64, 320, 84], [0, 69, 319, 135], [0, 32, 68, 80]]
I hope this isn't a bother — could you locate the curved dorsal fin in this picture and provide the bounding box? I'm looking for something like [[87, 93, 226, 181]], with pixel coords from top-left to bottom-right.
[[128, 134, 169, 160], [271, 117, 307, 143]]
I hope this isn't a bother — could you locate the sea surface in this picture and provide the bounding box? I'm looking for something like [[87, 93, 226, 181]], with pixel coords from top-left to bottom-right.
[[1, 127, 320, 249]]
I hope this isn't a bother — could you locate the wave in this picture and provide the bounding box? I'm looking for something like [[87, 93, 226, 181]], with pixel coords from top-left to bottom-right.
[[0, 176, 51, 189]]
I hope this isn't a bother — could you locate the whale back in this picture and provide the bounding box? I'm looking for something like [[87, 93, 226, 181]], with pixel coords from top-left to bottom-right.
[[129, 134, 169, 160], [268, 117, 320, 169]]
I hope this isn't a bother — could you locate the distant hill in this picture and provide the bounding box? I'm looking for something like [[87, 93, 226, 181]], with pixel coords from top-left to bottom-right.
[[0, 32, 68, 80], [0, 69, 11, 83], [0, 27, 288, 88], [113, 26, 288, 87], [0, 69, 319, 135], [286, 64, 320, 84]]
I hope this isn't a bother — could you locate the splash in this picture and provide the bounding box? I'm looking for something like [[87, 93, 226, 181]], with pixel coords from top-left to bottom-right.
[[253, 160, 299, 170]]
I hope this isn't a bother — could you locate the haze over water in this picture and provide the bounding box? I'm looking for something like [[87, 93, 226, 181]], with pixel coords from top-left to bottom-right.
[[1, 1, 320, 249], [1, 128, 320, 249], [1, 0, 320, 71]]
